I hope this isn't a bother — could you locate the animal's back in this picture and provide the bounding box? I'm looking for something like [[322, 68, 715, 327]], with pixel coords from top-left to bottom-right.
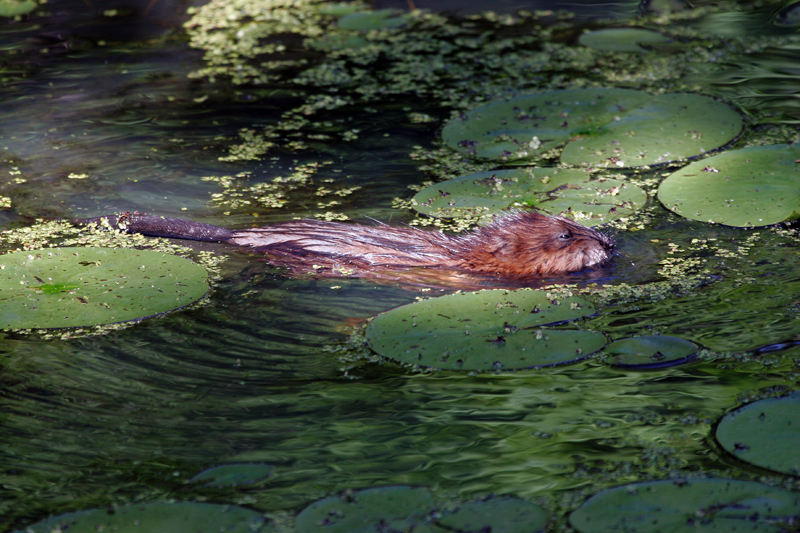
[[229, 220, 462, 270]]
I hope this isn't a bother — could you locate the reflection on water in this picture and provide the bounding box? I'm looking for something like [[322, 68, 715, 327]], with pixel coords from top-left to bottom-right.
[[1, 0, 800, 530]]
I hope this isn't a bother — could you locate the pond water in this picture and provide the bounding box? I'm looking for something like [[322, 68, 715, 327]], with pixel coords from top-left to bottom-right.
[[1, 0, 799, 531]]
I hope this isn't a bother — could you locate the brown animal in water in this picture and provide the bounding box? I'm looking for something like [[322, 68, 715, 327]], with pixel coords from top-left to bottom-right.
[[75, 211, 614, 279]]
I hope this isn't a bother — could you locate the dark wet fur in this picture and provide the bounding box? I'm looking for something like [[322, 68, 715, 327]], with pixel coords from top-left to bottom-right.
[[76, 211, 614, 279]]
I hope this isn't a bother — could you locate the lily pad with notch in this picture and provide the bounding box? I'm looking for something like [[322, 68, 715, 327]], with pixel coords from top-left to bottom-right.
[[601, 335, 698, 369], [442, 88, 742, 168], [0, 247, 209, 329], [715, 391, 800, 477], [13, 502, 271, 533], [657, 144, 800, 227], [411, 168, 647, 226], [366, 290, 606, 372], [570, 478, 800, 533]]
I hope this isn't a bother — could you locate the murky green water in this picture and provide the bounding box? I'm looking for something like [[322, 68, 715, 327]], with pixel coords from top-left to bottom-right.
[[1, 0, 799, 531]]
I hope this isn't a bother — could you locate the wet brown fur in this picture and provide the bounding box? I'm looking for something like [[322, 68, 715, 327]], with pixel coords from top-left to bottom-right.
[[76, 211, 614, 279]]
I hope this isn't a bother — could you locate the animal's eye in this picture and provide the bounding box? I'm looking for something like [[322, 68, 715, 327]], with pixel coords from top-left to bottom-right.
[[559, 233, 572, 240]]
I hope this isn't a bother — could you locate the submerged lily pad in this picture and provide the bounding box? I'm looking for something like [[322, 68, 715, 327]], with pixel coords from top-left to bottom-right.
[[295, 486, 436, 533], [578, 28, 673, 53], [14, 502, 269, 533], [602, 335, 698, 369], [366, 290, 605, 371], [411, 168, 646, 226], [337, 9, 408, 31], [436, 497, 548, 533], [570, 478, 800, 533], [715, 392, 800, 476], [442, 88, 742, 167], [188, 463, 274, 487], [657, 144, 800, 227], [0, 247, 209, 329]]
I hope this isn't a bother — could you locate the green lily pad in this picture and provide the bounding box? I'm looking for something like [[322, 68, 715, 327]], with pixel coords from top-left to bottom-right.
[[337, 9, 408, 31], [0, 0, 36, 17], [715, 392, 800, 476], [295, 486, 436, 533], [14, 502, 269, 533], [411, 168, 647, 226], [0, 247, 209, 329], [442, 88, 742, 167], [366, 290, 605, 371], [570, 478, 800, 533], [657, 144, 800, 227], [436, 497, 548, 533], [578, 28, 673, 53], [188, 463, 274, 487], [602, 335, 698, 369]]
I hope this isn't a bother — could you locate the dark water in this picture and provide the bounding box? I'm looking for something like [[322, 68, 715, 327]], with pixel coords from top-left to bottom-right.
[[1, 0, 799, 531]]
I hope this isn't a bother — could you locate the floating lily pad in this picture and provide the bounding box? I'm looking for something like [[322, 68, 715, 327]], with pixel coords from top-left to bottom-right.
[[14, 502, 269, 533], [295, 486, 436, 533], [366, 290, 605, 371], [602, 335, 698, 369], [570, 478, 800, 533], [0, 247, 209, 329], [337, 9, 408, 31], [578, 28, 673, 53], [715, 392, 800, 476], [411, 168, 646, 226], [657, 144, 800, 227], [0, 0, 36, 17], [188, 463, 274, 487], [436, 497, 548, 533], [442, 88, 742, 167]]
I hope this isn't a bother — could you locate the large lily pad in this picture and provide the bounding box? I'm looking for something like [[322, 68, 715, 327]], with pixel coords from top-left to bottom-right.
[[578, 28, 674, 53], [0, 247, 209, 329], [436, 497, 548, 533], [715, 392, 800, 476], [14, 502, 270, 533], [366, 290, 605, 371], [602, 335, 698, 369], [442, 88, 742, 167], [657, 144, 800, 227], [411, 168, 647, 226], [295, 486, 436, 533], [570, 478, 800, 533]]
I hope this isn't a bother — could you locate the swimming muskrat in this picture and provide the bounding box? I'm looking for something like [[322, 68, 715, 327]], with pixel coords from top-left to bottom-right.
[[75, 211, 614, 279]]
